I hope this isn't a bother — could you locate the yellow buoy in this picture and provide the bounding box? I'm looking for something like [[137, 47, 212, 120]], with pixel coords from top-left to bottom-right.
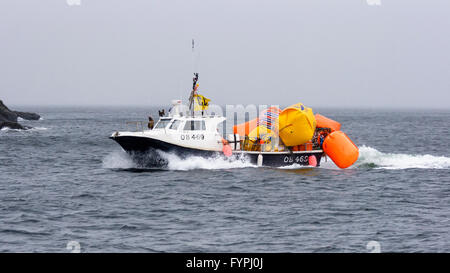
[[247, 126, 277, 151], [248, 125, 273, 140], [278, 103, 316, 147], [245, 125, 278, 152]]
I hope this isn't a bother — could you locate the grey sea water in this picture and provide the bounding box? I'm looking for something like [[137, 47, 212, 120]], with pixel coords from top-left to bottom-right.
[[0, 106, 449, 252]]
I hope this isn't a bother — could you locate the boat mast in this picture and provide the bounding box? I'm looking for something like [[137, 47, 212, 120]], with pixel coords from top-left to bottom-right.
[[189, 72, 198, 117], [189, 39, 198, 117]]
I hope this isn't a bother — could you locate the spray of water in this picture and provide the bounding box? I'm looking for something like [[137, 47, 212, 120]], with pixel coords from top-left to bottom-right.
[[102, 150, 136, 169], [102, 150, 256, 171]]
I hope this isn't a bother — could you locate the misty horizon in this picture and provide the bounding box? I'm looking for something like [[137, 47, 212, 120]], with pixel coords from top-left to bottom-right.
[[1, 0, 449, 109]]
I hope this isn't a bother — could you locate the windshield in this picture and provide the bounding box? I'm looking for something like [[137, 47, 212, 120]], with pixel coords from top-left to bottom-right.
[[169, 120, 182, 130], [154, 119, 172, 129]]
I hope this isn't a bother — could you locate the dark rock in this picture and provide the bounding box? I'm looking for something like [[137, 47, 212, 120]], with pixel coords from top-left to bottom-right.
[[14, 111, 41, 121], [0, 100, 40, 130], [0, 100, 18, 122], [0, 121, 28, 130]]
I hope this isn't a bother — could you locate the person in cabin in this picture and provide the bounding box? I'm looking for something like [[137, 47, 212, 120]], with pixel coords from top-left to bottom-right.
[[158, 109, 165, 117], [148, 116, 154, 130]]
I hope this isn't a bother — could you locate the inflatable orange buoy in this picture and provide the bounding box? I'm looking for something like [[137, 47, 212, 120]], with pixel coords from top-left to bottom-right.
[[233, 118, 258, 137], [315, 114, 341, 132], [322, 131, 359, 169]]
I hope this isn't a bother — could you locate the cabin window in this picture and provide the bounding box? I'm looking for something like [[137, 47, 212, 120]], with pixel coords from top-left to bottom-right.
[[183, 120, 206, 131], [169, 120, 182, 130], [154, 119, 172, 129]]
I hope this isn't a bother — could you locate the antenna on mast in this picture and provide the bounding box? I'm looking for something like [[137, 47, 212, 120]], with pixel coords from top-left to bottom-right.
[[189, 39, 199, 116]]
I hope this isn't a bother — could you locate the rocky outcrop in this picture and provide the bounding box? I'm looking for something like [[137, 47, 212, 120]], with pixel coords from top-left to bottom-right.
[[0, 100, 18, 122], [0, 100, 40, 130], [14, 111, 41, 121], [0, 121, 28, 130]]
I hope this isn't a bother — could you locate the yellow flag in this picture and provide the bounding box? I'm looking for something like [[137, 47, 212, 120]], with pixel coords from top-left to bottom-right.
[[193, 94, 210, 111]]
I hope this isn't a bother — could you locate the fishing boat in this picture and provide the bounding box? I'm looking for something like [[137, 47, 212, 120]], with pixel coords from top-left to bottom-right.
[[109, 107, 324, 167], [109, 73, 359, 168]]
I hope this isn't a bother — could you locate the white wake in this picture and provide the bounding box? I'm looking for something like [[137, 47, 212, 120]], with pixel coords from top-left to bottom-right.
[[102, 146, 450, 171], [355, 145, 450, 170]]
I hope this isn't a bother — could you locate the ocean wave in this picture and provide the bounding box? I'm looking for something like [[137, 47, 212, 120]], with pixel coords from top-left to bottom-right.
[[29, 127, 48, 131], [355, 145, 450, 170], [0, 127, 25, 132], [17, 117, 44, 121]]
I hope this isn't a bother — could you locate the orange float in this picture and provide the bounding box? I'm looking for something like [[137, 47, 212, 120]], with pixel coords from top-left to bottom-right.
[[315, 114, 341, 132], [322, 131, 359, 169], [233, 118, 258, 137]]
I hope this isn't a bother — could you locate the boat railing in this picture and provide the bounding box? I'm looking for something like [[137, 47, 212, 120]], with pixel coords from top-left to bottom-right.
[[125, 121, 146, 133]]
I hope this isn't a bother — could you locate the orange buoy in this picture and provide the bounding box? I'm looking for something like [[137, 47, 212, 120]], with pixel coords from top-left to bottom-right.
[[315, 114, 341, 132], [233, 118, 258, 137], [322, 131, 359, 169]]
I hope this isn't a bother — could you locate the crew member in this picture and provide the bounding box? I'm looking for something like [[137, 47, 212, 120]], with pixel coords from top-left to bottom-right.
[[148, 116, 154, 129]]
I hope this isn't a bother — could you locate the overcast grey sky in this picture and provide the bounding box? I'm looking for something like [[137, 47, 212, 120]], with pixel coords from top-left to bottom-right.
[[0, 0, 449, 108]]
